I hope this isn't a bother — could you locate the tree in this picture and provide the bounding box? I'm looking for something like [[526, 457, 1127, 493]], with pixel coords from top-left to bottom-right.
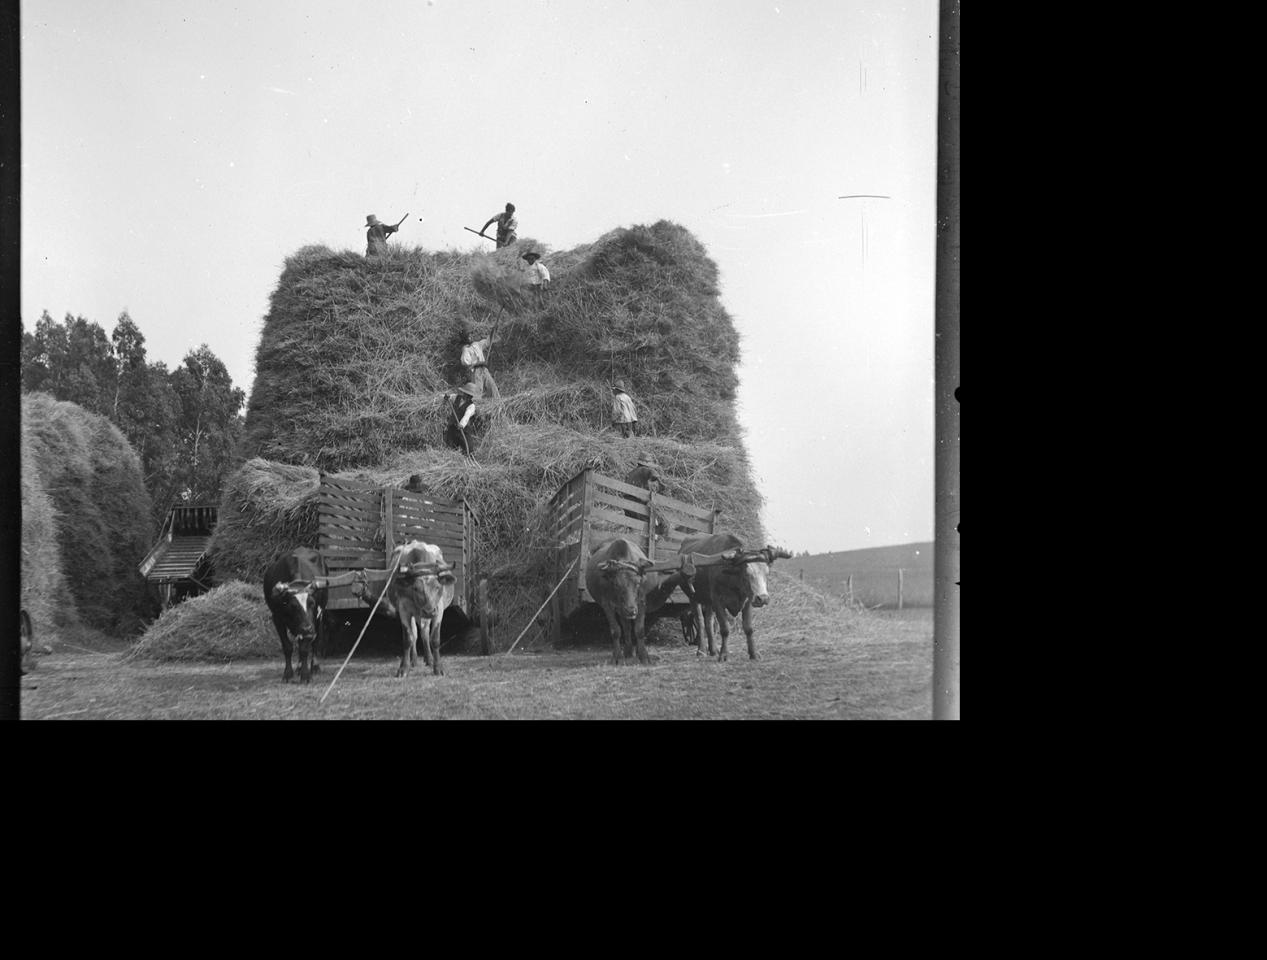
[[169, 345, 246, 503]]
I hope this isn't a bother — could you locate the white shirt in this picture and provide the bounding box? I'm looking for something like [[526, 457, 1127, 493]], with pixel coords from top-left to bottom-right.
[[461, 337, 491, 367], [612, 392, 637, 423], [457, 401, 475, 428], [529, 261, 550, 285]]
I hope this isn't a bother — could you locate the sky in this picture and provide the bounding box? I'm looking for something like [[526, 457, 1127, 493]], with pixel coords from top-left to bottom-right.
[[19, 0, 940, 555]]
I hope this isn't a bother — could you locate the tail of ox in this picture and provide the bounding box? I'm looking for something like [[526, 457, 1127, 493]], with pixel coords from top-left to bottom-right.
[[386, 540, 456, 678], [264, 547, 331, 684]]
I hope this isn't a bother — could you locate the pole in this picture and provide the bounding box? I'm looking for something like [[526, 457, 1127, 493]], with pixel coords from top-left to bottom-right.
[[898, 568, 905, 610], [464, 227, 495, 241], [319, 548, 402, 704], [504, 560, 577, 656]]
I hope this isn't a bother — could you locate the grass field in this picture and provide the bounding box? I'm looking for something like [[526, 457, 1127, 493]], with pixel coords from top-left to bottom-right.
[[783, 542, 935, 608], [19, 571, 933, 720]]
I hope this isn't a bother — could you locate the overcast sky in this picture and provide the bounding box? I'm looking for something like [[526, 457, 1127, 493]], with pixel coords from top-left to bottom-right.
[[20, 0, 939, 555]]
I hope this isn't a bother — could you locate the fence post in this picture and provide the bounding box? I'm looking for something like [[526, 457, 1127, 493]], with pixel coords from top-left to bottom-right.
[[898, 568, 904, 610]]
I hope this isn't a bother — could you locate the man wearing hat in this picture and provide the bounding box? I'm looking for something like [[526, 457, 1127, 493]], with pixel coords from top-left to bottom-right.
[[364, 214, 400, 257], [611, 381, 639, 438], [443, 382, 480, 455], [522, 250, 550, 299], [480, 203, 518, 249], [459, 321, 501, 399]]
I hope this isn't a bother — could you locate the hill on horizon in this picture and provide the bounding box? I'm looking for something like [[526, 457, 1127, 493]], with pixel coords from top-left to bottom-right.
[[783, 540, 934, 609]]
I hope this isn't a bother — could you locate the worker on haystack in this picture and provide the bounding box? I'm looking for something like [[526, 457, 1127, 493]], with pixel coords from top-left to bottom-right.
[[480, 203, 518, 249], [522, 250, 550, 298], [459, 321, 501, 399], [365, 214, 399, 257], [443, 382, 480, 456], [611, 381, 639, 438]]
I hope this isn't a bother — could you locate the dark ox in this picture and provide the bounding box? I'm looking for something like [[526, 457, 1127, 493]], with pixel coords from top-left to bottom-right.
[[385, 540, 455, 678], [263, 547, 330, 683], [585, 537, 654, 666], [679, 533, 791, 662]]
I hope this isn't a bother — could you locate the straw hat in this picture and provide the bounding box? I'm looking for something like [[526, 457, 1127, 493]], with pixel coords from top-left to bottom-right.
[[612, 380, 628, 393], [458, 382, 480, 397], [365, 214, 381, 226]]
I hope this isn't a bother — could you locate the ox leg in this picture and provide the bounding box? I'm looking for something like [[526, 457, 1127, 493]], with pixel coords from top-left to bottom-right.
[[742, 602, 759, 661], [713, 603, 731, 662], [694, 605, 714, 658], [418, 616, 433, 667], [634, 606, 651, 666], [273, 614, 294, 682], [430, 617, 444, 676], [297, 635, 313, 684], [397, 619, 417, 678], [602, 605, 624, 666]]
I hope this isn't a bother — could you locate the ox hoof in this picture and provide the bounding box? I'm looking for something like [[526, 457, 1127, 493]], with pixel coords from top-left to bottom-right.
[[395, 667, 408, 678], [283, 671, 293, 683]]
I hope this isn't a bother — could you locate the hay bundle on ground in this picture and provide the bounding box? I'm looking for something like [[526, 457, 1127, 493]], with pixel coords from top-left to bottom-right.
[[21, 392, 154, 635], [218, 221, 764, 650], [126, 580, 276, 662], [20, 420, 74, 636]]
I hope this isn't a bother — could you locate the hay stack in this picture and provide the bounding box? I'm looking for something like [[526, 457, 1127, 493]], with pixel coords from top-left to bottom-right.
[[220, 221, 763, 647], [20, 420, 73, 636], [21, 393, 154, 634], [127, 580, 276, 661]]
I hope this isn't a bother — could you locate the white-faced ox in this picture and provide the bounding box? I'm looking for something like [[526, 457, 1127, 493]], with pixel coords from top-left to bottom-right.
[[385, 540, 455, 678], [264, 547, 331, 684], [679, 533, 792, 661], [585, 537, 658, 666]]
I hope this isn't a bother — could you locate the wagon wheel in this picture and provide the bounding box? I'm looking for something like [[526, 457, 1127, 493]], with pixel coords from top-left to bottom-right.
[[19, 609, 33, 674]]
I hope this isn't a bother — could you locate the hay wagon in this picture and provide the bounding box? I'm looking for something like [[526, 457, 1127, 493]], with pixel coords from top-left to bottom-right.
[[544, 467, 721, 642], [312, 476, 481, 633]]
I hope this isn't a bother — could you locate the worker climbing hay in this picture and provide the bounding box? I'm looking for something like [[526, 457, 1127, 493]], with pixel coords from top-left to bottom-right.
[[522, 250, 550, 300], [365, 213, 404, 257], [480, 202, 518, 249], [612, 381, 639, 437], [443, 382, 480, 456], [460, 320, 501, 399]]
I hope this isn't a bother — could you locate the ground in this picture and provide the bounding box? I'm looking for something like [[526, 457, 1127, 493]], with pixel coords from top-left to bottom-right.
[[19, 606, 933, 721]]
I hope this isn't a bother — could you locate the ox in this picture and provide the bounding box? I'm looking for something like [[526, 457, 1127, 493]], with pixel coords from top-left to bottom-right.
[[263, 547, 330, 683], [585, 537, 655, 666], [679, 534, 791, 662], [385, 540, 455, 678]]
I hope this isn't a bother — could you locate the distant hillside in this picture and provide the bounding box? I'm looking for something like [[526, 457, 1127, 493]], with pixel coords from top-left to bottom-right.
[[783, 542, 934, 608]]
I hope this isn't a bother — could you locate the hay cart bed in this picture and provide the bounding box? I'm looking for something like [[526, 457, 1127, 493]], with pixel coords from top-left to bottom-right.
[[316, 476, 475, 615], [545, 467, 719, 642]]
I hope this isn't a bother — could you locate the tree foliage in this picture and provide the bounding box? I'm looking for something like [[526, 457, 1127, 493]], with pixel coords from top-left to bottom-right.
[[21, 310, 246, 523]]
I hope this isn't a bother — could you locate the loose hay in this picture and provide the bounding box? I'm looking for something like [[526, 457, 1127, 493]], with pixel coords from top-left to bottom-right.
[[127, 580, 277, 662], [20, 420, 73, 637]]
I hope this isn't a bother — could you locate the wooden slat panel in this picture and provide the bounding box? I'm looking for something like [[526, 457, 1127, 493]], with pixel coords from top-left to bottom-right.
[[647, 491, 716, 521], [317, 500, 383, 519], [589, 472, 652, 500], [586, 505, 646, 531], [591, 489, 650, 518]]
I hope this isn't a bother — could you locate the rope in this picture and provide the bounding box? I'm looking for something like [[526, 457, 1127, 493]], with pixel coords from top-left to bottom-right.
[[319, 546, 404, 704], [504, 559, 577, 656]]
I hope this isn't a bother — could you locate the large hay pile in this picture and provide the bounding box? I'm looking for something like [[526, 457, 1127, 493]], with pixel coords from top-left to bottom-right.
[[218, 222, 763, 647], [127, 580, 275, 661], [20, 420, 72, 635], [21, 393, 155, 634]]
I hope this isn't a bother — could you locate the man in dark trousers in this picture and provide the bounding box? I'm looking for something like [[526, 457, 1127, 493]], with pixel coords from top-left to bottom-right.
[[365, 214, 399, 257], [443, 383, 479, 456], [611, 381, 639, 437], [480, 203, 518, 249]]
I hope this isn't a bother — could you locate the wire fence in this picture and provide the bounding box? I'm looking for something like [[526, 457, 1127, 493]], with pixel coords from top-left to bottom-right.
[[795, 568, 934, 609]]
